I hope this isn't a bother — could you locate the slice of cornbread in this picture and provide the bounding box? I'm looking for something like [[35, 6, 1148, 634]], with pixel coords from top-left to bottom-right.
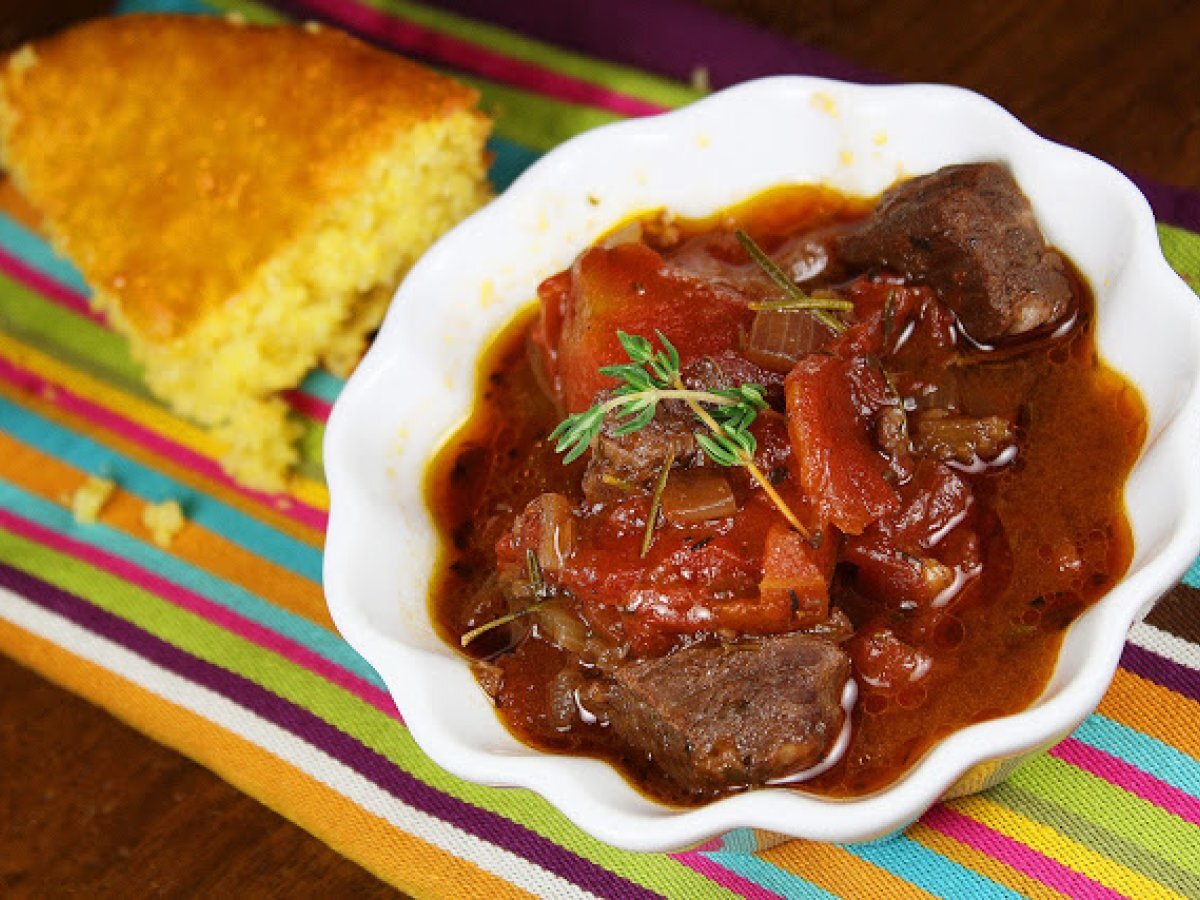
[[0, 14, 491, 490]]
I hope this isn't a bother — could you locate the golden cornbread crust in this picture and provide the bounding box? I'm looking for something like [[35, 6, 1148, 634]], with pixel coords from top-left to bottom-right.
[[0, 14, 491, 490]]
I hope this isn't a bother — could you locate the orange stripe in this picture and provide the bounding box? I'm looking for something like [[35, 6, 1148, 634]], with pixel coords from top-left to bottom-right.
[[0, 617, 534, 899], [0, 430, 333, 629], [1100, 669, 1200, 759], [760, 840, 938, 899], [907, 822, 1069, 900], [0, 374, 324, 550]]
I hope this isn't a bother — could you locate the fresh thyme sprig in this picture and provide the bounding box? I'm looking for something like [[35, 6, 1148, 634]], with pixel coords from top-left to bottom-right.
[[549, 331, 810, 537], [735, 230, 848, 333], [460, 550, 552, 648]]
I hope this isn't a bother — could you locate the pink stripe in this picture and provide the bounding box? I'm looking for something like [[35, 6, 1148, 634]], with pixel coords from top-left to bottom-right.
[[1051, 738, 1200, 826], [291, 0, 670, 118], [0, 247, 102, 322], [281, 388, 333, 423], [672, 851, 784, 900], [0, 355, 329, 532], [0, 506, 398, 718], [922, 804, 1126, 899]]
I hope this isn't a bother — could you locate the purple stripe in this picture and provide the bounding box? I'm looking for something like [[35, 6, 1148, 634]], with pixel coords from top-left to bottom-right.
[[1120, 643, 1200, 704], [0, 561, 661, 900], [432, 0, 1200, 233], [429, 0, 882, 88]]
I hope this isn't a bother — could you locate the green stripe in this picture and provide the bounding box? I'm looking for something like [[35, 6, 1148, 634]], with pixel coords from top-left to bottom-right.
[[467, 77, 628, 153], [990, 782, 1200, 898], [1007, 755, 1200, 877], [1, 530, 729, 898], [1159, 223, 1200, 292], [0, 280, 147, 393], [347, 0, 700, 109]]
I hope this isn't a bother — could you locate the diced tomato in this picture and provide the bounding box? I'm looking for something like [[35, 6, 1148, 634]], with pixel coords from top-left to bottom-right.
[[848, 627, 933, 695], [844, 461, 978, 608], [784, 354, 899, 534], [758, 523, 831, 627], [532, 243, 754, 411]]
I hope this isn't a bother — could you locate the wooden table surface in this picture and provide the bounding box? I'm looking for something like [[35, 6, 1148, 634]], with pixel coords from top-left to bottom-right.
[[2, 1, 1198, 895]]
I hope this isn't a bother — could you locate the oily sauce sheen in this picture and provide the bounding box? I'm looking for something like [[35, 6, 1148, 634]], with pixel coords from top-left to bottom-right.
[[428, 184, 1145, 804]]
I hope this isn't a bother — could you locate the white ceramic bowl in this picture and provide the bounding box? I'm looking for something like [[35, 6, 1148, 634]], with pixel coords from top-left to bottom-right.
[[323, 77, 1200, 850]]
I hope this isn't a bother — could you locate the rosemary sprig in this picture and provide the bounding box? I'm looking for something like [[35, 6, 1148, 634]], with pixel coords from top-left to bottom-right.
[[460, 550, 552, 648], [747, 298, 854, 313], [735, 230, 847, 334], [550, 331, 810, 537], [641, 448, 675, 557]]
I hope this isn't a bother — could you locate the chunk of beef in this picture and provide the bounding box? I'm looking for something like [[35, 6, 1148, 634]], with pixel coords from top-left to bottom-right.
[[581, 396, 699, 503], [911, 409, 1016, 465], [593, 634, 849, 793], [835, 163, 1074, 344]]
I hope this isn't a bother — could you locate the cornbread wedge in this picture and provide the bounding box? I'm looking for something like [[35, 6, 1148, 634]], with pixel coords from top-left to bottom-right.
[[0, 14, 491, 490]]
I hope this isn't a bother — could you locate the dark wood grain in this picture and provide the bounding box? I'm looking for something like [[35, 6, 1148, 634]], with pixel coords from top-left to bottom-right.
[[696, 0, 1200, 189], [2, 1, 1199, 895]]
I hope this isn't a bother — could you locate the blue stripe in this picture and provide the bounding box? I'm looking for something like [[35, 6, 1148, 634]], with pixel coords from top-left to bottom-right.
[[0, 395, 323, 581], [1074, 714, 1200, 799], [0, 478, 381, 686], [703, 852, 837, 899], [844, 834, 1021, 900], [0, 214, 90, 294]]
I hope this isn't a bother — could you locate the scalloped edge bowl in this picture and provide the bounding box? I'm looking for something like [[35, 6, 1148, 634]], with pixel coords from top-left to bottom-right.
[[323, 77, 1200, 851]]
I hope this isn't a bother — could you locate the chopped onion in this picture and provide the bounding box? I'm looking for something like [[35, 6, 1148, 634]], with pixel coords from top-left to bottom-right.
[[526, 493, 576, 570], [661, 469, 737, 523], [600, 220, 643, 249], [744, 308, 825, 372]]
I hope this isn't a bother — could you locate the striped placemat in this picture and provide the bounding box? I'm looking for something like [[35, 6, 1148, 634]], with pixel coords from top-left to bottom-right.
[[1, 1, 1198, 897]]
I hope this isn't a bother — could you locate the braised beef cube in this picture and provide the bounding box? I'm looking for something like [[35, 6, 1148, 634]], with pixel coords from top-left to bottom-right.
[[912, 409, 1016, 465], [581, 396, 699, 503], [598, 634, 849, 792], [835, 163, 1074, 344]]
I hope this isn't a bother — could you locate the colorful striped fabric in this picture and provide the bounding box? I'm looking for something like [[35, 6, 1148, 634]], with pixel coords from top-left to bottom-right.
[[1, 0, 1198, 896]]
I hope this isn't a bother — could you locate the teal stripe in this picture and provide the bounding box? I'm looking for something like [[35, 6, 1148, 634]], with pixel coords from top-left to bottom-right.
[[0, 395, 323, 581], [1184, 556, 1200, 588], [115, 0, 215, 12], [0, 214, 90, 294], [717, 828, 759, 853], [0, 478, 380, 685], [1074, 714, 1200, 799], [703, 852, 837, 899], [489, 136, 542, 193], [844, 834, 1021, 900], [296, 368, 343, 403]]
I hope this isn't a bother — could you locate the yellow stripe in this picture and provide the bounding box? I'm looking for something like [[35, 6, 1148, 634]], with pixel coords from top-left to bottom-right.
[[0, 429, 334, 629], [949, 795, 1184, 900], [760, 841, 938, 899], [1100, 669, 1200, 759], [907, 822, 1069, 900], [0, 331, 330, 515], [0, 616, 535, 899]]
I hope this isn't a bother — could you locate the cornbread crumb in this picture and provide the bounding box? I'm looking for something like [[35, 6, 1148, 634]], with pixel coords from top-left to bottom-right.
[[70, 475, 116, 524], [0, 15, 491, 491], [9, 46, 37, 76], [142, 499, 186, 548]]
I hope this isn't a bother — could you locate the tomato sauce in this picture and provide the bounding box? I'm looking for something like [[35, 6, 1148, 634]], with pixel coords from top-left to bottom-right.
[[427, 184, 1146, 804]]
